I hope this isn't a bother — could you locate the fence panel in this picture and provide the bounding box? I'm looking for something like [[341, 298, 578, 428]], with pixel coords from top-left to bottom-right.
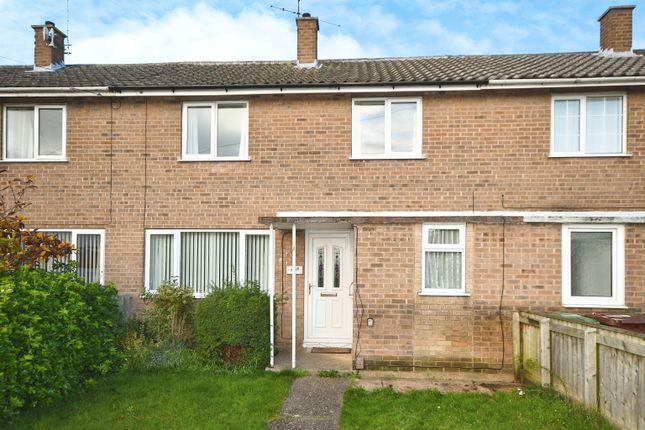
[[513, 311, 645, 430]]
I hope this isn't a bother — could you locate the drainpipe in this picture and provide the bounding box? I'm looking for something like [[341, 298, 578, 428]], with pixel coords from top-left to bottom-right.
[[269, 224, 275, 368], [291, 223, 297, 369]]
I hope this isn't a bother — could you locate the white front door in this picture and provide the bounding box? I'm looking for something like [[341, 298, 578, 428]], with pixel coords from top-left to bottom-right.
[[304, 231, 353, 348]]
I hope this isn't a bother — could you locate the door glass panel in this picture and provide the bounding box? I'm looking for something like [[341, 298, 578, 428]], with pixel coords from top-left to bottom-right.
[[317, 247, 324, 288], [333, 246, 341, 289]]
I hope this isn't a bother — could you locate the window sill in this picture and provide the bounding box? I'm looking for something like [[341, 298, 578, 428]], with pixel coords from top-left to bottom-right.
[[0, 158, 68, 163], [178, 157, 251, 162], [548, 153, 632, 158], [418, 292, 470, 297], [350, 156, 426, 161], [562, 303, 627, 309]]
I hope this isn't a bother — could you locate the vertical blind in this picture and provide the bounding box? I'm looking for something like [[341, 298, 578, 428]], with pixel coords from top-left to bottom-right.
[[148, 231, 270, 294], [148, 234, 174, 291], [76, 234, 102, 284], [181, 232, 239, 295], [41, 231, 101, 284]]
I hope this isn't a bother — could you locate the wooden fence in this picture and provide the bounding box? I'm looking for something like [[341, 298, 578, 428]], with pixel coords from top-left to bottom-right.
[[513, 311, 645, 430]]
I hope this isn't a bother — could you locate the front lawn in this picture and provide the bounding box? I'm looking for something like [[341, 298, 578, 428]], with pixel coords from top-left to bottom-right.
[[4, 369, 293, 430], [340, 385, 616, 430]]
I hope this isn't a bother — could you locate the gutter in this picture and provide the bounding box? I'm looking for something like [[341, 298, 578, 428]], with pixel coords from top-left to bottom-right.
[[1, 76, 645, 97]]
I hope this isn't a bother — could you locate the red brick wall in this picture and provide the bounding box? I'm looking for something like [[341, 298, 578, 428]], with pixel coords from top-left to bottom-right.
[[296, 17, 318, 64], [1, 88, 644, 369], [599, 6, 634, 52]]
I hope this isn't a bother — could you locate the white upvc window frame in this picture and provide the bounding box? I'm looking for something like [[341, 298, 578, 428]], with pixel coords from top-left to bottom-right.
[[561, 224, 625, 308], [351, 97, 423, 159], [550, 93, 627, 157], [40, 228, 106, 284], [145, 228, 270, 298], [181, 101, 249, 161], [420, 223, 467, 296], [2, 104, 67, 162]]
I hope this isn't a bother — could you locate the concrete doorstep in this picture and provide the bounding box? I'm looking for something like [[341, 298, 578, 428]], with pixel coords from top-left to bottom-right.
[[268, 376, 347, 430]]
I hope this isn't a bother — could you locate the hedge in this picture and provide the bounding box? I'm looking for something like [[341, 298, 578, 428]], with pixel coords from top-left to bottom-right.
[[194, 284, 270, 369], [0, 267, 122, 420]]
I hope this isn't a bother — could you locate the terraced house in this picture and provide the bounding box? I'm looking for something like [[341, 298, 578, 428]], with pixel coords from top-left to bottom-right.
[[1, 5, 644, 371]]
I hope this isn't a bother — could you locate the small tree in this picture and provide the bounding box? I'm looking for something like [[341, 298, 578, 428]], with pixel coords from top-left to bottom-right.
[[0, 170, 73, 271]]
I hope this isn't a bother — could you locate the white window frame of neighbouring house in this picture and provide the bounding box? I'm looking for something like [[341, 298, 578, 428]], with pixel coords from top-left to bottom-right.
[[181, 101, 249, 161], [351, 97, 423, 159], [561, 224, 625, 308], [39, 229, 105, 285], [420, 223, 467, 296], [2, 104, 67, 162], [145, 229, 270, 298], [550, 93, 627, 157]]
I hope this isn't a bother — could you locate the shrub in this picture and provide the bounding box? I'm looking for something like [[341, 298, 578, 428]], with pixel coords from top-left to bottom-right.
[[140, 280, 195, 343], [123, 281, 197, 371], [0, 267, 122, 420], [195, 282, 271, 369]]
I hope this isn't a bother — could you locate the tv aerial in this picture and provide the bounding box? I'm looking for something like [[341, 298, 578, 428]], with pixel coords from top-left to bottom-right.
[[270, 0, 340, 27]]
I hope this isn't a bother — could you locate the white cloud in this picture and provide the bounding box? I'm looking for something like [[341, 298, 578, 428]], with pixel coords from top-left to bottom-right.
[[419, 19, 491, 54], [69, 2, 375, 64]]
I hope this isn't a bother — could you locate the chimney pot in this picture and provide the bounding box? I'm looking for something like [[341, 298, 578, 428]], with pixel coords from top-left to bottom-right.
[[296, 14, 319, 66], [598, 5, 635, 53], [31, 21, 67, 69]]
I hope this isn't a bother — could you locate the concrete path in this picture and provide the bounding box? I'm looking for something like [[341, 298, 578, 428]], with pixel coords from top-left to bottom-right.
[[268, 376, 348, 430]]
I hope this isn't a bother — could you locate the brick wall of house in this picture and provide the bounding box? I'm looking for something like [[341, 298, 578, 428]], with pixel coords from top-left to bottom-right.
[[1, 88, 644, 369]]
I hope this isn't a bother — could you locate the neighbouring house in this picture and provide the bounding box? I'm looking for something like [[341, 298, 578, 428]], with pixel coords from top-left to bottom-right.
[[1, 6, 644, 372]]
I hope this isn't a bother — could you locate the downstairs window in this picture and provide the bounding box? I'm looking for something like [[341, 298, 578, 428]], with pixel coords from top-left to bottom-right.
[[421, 224, 466, 295], [145, 229, 270, 297], [561, 224, 624, 307], [41, 229, 105, 284]]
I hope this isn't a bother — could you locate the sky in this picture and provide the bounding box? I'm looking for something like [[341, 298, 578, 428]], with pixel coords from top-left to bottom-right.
[[1, 0, 644, 65]]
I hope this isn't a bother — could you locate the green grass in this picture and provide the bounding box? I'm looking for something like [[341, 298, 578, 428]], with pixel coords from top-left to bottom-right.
[[340, 385, 616, 430], [4, 369, 294, 430]]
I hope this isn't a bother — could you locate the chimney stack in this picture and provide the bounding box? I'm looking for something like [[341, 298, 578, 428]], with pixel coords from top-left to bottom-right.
[[598, 5, 635, 53], [31, 21, 66, 69], [296, 13, 319, 67]]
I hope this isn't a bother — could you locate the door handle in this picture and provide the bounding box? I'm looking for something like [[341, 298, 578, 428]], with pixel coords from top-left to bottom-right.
[[308, 284, 314, 295]]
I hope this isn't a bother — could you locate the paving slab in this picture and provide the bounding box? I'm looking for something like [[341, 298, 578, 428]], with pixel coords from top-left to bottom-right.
[[268, 376, 347, 430]]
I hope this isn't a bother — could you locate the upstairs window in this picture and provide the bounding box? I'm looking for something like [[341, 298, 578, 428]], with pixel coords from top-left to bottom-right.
[[352, 98, 422, 159], [181, 102, 248, 160], [551, 94, 626, 156], [3, 105, 66, 161]]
